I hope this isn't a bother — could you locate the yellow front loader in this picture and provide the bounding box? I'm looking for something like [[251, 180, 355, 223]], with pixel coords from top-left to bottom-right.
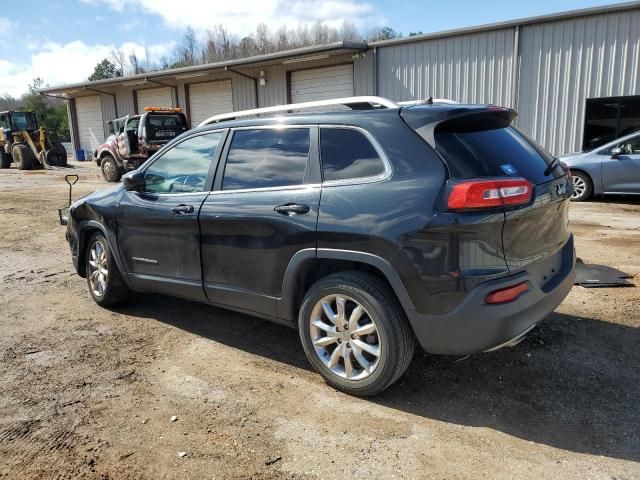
[[0, 110, 67, 170]]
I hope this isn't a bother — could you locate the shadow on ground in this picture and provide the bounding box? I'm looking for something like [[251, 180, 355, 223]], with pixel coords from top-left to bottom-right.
[[121, 295, 640, 463]]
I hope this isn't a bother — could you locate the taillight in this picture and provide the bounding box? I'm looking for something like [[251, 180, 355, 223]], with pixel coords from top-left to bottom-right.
[[485, 282, 529, 304], [446, 178, 533, 211]]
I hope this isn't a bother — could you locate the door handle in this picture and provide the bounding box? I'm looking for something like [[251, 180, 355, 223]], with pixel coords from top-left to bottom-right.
[[274, 203, 310, 215], [171, 204, 195, 215]]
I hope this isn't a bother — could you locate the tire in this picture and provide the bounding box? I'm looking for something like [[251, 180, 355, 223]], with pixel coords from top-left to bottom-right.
[[47, 142, 68, 167], [12, 144, 35, 170], [0, 150, 10, 168], [85, 232, 130, 307], [570, 171, 593, 202], [298, 271, 414, 396], [100, 155, 122, 182]]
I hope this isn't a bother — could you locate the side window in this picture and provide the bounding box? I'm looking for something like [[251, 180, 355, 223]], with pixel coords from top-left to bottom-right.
[[618, 136, 640, 154], [222, 128, 310, 190], [144, 132, 223, 194], [320, 128, 386, 182], [126, 118, 140, 132]]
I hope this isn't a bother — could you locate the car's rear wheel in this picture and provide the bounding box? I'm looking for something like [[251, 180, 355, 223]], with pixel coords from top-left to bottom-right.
[[298, 271, 414, 396], [571, 171, 593, 202], [85, 233, 130, 307], [101, 155, 122, 182]]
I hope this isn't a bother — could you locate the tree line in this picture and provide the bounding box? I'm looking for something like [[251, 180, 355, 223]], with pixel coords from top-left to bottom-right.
[[0, 20, 413, 143], [91, 22, 405, 79]]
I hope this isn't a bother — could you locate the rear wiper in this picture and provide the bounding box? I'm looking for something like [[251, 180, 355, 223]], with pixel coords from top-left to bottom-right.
[[544, 157, 559, 176]]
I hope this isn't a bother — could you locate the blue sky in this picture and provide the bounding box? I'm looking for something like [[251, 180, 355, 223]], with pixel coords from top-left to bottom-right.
[[0, 0, 626, 96]]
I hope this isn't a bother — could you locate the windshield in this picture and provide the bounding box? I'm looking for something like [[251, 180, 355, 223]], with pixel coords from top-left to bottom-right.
[[10, 112, 37, 131]]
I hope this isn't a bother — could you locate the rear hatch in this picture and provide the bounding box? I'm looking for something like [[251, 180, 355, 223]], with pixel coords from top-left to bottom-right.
[[144, 113, 188, 144], [402, 104, 572, 274]]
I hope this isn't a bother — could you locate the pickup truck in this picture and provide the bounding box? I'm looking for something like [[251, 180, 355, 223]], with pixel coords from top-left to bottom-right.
[[94, 107, 189, 182]]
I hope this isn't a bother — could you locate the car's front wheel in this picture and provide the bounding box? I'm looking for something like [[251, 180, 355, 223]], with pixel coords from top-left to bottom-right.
[[85, 233, 130, 307], [571, 171, 593, 202], [298, 271, 414, 396]]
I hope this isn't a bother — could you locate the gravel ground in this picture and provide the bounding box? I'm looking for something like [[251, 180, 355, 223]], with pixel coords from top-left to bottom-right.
[[0, 161, 638, 479]]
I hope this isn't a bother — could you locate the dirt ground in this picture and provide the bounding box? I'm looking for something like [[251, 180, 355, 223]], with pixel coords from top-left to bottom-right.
[[0, 161, 639, 480]]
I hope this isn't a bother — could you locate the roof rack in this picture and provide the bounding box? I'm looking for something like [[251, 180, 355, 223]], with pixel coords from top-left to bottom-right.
[[397, 98, 458, 106], [198, 96, 400, 126]]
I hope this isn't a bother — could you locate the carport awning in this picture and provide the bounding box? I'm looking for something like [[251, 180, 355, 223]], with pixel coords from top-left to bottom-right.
[[39, 41, 367, 97]]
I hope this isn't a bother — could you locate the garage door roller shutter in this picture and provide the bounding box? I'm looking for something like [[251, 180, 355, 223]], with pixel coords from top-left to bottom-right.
[[290, 64, 354, 103], [188, 80, 233, 127], [75, 95, 104, 154], [137, 87, 173, 110]]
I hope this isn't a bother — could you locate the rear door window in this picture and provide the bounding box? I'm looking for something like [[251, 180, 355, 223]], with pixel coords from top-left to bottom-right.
[[320, 128, 386, 182], [222, 128, 310, 190], [435, 126, 557, 183]]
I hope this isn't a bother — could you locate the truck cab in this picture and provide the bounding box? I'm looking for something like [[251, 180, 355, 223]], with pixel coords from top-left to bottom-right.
[[95, 107, 188, 182]]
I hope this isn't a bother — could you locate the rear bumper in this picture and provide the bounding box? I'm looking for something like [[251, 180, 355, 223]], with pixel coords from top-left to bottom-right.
[[406, 234, 576, 355]]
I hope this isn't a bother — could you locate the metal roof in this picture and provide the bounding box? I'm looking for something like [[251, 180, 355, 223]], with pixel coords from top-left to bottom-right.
[[369, 1, 640, 47], [39, 41, 367, 95]]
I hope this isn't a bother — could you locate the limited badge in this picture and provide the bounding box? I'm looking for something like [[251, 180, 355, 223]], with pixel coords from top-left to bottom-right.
[[500, 164, 517, 175]]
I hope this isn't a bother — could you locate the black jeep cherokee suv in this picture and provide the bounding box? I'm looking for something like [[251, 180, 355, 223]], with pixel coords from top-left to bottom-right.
[[65, 100, 576, 396]]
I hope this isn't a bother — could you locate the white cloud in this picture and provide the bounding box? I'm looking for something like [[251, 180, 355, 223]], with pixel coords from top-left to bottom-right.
[[81, 0, 385, 33], [0, 16, 17, 38], [0, 40, 174, 97]]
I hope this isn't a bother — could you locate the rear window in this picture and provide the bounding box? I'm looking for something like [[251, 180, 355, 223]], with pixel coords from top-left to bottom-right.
[[435, 126, 556, 183], [148, 114, 185, 127], [320, 128, 386, 182]]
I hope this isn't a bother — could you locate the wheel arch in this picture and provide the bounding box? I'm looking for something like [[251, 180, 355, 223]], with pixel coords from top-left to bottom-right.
[[277, 248, 415, 323], [571, 167, 600, 195], [76, 221, 130, 287]]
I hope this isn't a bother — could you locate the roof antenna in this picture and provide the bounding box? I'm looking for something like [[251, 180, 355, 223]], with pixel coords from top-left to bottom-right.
[[426, 96, 433, 104]]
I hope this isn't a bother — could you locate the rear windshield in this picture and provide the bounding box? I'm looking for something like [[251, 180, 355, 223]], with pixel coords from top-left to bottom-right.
[[147, 114, 185, 127], [435, 126, 557, 183]]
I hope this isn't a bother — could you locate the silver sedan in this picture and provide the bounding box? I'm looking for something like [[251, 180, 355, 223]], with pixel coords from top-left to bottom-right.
[[561, 132, 640, 201]]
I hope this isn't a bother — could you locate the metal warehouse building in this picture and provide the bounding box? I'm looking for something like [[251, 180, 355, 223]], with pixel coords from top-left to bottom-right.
[[41, 1, 640, 157]]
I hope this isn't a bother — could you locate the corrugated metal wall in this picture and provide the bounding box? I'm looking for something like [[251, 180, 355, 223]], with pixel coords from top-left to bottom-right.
[[114, 88, 136, 117], [376, 28, 516, 106], [354, 52, 375, 96], [517, 9, 640, 155]]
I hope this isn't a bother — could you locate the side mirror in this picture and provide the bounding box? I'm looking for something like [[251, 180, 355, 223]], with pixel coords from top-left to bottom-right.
[[611, 147, 623, 158], [122, 170, 145, 191], [107, 122, 114, 135]]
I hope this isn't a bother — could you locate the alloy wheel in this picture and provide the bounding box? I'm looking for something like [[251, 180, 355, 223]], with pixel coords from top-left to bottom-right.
[[309, 294, 381, 381], [572, 175, 586, 199], [88, 240, 108, 297]]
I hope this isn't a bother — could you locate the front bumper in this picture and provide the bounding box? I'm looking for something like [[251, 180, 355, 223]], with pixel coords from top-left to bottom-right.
[[406, 235, 576, 355]]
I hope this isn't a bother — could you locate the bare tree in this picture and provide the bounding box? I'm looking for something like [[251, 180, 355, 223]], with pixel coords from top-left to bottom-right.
[[173, 26, 200, 67], [203, 25, 234, 63], [294, 24, 311, 47], [253, 23, 273, 55], [128, 51, 144, 74], [275, 25, 289, 51], [110, 48, 127, 75], [162, 22, 401, 70], [340, 21, 361, 42]]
